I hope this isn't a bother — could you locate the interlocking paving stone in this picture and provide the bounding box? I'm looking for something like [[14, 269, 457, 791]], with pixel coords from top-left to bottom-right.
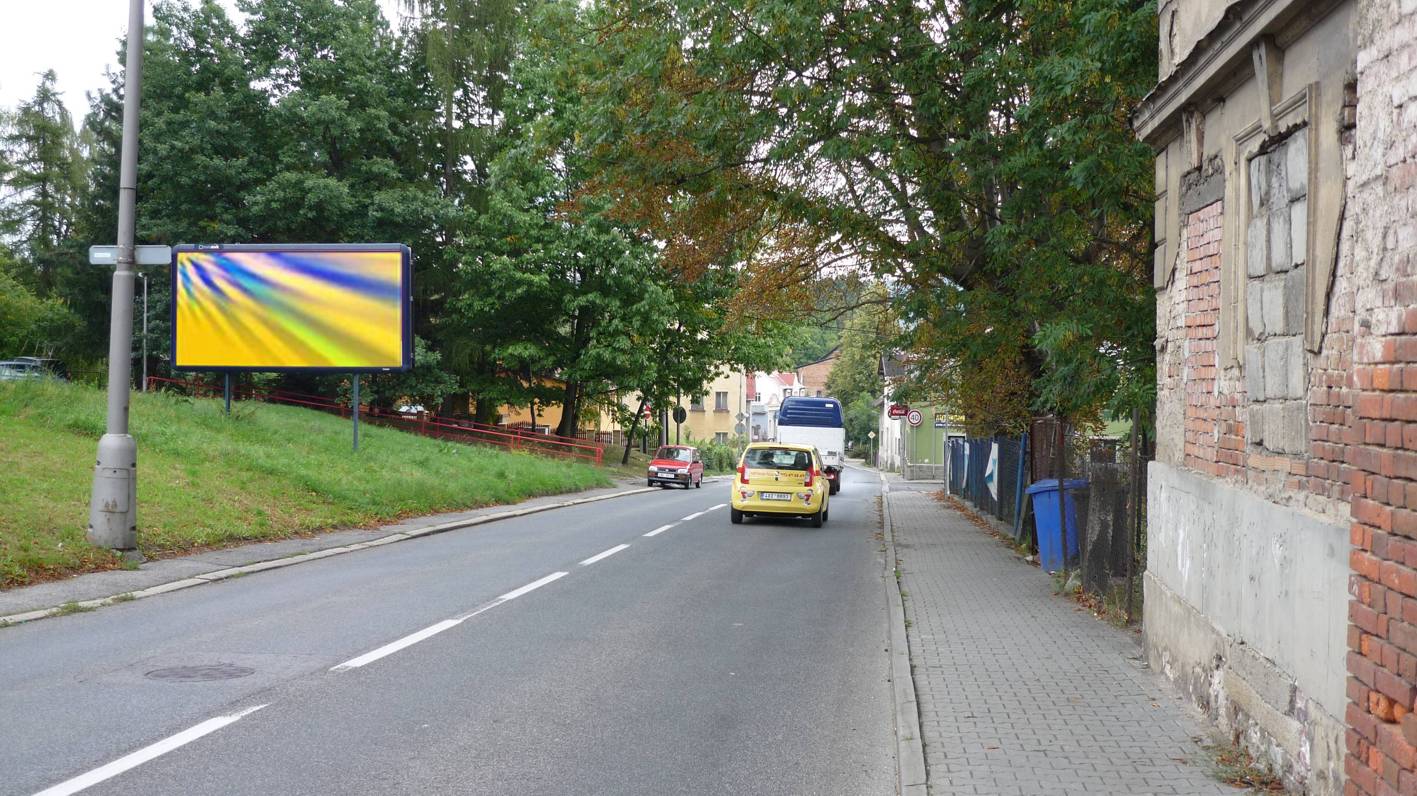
[[888, 482, 1235, 795]]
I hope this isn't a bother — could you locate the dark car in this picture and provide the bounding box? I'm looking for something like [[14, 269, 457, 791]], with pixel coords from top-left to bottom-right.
[[647, 445, 704, 489]]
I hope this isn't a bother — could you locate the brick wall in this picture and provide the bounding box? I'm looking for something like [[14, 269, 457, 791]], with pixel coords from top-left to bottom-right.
[[795, 352, 838, 397], [1165, 195, 1351, 520], [1344, 1, 1417, 793], [1180, 202, 1248, 477]]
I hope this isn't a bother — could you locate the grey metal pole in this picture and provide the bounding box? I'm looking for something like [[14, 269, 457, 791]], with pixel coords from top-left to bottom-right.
[[352, 374, 360, 452], [140, 273, 148, 392], [88, 0, 144, 553]]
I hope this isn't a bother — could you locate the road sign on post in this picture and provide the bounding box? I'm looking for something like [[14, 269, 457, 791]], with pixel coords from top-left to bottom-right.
[[907, 409, 923, 427], [89, 245, 171, 266]]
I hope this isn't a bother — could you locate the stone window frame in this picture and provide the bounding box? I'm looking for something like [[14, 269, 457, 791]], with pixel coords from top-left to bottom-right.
[[1221, 82, 1318, 368]]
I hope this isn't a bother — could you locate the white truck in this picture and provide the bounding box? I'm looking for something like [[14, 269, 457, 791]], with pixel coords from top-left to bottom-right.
[[774, 396, 846, 494]]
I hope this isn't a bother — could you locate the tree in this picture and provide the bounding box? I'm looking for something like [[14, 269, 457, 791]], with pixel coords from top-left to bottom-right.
[[583, 0, 1158, 432], [447, 0, 786, 436], [65, 0, 457, 384], [400, 0, 520, 200], [0, 255, 78, 358], [0, 70, 85, 297], [827, 285, 892, 449]]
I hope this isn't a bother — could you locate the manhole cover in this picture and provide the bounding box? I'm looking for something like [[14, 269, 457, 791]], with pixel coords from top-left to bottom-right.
[[145, 664, 255, 682]]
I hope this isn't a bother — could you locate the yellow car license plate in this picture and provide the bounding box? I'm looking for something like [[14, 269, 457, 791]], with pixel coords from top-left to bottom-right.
[[761, 492, 791, 501]]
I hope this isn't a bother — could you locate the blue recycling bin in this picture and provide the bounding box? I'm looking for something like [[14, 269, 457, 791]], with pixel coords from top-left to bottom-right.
[[1027, 479, 1088, 571]]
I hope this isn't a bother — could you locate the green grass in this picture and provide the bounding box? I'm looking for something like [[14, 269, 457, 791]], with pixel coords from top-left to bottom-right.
[[0, 379, 611, 588]]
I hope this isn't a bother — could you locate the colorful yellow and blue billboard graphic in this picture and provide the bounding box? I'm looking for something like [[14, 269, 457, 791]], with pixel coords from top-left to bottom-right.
[[172, 245, 411, 371]]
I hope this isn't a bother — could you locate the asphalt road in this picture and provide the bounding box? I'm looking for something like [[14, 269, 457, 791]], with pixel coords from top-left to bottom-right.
[[2, 466, 895, 795]]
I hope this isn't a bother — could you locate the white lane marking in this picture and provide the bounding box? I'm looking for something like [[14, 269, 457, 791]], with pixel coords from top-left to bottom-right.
[[333, 570, 571, 672], [452, 598, 508, 623], [680, 511, 705, 521], [498, 571, 568, 601], [644, 524, 676, 537], [33, 704, 267, 796], [579, 544, 630, 566], [705, 503, 726, 511], [331, 619, 462, 672]]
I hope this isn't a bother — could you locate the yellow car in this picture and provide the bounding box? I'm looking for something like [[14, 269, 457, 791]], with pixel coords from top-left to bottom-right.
[[729, 442, 830, 527]]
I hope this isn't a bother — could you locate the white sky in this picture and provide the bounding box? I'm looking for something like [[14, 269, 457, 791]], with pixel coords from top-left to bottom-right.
[[0, 0, 400, 115]]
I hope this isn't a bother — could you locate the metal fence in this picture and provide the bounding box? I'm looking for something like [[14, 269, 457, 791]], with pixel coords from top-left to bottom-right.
[[946, 423, 1152, 622], [147, 377, 605, 464], [946, 436, 1027, 529]]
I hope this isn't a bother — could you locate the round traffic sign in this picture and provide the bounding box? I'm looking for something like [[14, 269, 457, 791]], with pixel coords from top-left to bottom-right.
[[906, 409, 923, 427]]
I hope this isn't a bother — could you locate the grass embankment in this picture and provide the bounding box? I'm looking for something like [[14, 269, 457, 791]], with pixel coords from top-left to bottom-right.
[[0, 379, 612, 588]]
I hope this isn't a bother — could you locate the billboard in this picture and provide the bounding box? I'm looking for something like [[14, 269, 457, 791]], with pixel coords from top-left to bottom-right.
[[171, 244, 412, 372]]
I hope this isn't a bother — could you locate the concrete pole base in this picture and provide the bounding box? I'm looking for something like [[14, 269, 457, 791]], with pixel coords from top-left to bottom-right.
[[88, 433, 138, 551]]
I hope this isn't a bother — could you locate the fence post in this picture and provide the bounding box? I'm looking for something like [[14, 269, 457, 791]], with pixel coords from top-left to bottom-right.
[[1013, 432, 1028, 540], [1125, 406, 1141, 624], [1055, 418, 1069, 573]]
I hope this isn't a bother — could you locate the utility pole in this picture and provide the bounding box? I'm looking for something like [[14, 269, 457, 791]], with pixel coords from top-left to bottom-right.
[[88, 0, 144, 554]]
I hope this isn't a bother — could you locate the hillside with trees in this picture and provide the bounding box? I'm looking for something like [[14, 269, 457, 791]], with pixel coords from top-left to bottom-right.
[[0, 0, 1157, 434]]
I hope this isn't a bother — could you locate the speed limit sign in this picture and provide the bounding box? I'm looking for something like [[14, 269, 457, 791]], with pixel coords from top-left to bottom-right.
[[906, 409, 923, 427]]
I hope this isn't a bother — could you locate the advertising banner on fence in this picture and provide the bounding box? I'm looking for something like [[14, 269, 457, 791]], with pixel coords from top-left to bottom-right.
[[985, 442, 999, 501], [172, 244, 412, 372]]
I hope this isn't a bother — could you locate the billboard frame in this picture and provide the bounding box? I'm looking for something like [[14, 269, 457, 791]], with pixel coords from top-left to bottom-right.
[[170, 243, 414, 374]]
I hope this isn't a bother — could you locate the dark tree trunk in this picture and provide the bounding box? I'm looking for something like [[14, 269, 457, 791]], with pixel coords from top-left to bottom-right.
[[622, 397, 647, 465], [556, 380, 580, 438]]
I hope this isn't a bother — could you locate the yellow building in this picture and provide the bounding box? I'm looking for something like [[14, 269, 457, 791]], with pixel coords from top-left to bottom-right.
[[675, 370, 749, 445], [493, 371, 752, 446]]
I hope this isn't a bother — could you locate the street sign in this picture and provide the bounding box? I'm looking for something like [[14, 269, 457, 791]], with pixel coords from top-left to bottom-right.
[[673, 406, 687, 424], [89, 245, 172, 266], [868, 430, 877, 440], [734, 422, 746, 435], [888, 403, 909, 418], [907, 409, 923, 427]]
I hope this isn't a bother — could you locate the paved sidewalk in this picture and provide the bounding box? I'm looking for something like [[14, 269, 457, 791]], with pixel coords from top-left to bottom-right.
[[887, 480, 1234, 796]]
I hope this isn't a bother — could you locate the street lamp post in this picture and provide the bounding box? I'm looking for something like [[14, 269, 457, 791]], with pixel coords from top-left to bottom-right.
[[88, 0, 144, 554]]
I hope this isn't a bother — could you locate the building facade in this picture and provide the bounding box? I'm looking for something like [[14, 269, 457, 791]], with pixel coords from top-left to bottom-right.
[[678, 370, 750, 445], [1138, 0, 1417, 792], [795, 349, 839, 398]]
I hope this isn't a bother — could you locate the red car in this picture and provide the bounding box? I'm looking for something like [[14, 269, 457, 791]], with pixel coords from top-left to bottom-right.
[[647, 445, 704, 489]]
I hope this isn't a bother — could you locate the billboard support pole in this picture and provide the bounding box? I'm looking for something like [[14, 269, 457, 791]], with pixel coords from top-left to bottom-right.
[[224, 372, 231, 415], [352, 374, 360, 452], [140, 272, 148, 391], [87, 0, 144, 554]]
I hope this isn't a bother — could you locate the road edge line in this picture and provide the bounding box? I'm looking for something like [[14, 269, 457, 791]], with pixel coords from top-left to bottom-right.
[[880, 469, 928, 795], [0, 486, 661, 630]]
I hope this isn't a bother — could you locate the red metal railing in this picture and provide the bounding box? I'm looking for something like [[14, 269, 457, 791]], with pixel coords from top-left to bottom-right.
[[145, 377, 605, 465]]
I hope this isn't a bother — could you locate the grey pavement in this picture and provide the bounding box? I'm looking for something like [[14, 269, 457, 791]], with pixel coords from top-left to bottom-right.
[[3, 467, 894, 795], [885, 478, 1235, 796]]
